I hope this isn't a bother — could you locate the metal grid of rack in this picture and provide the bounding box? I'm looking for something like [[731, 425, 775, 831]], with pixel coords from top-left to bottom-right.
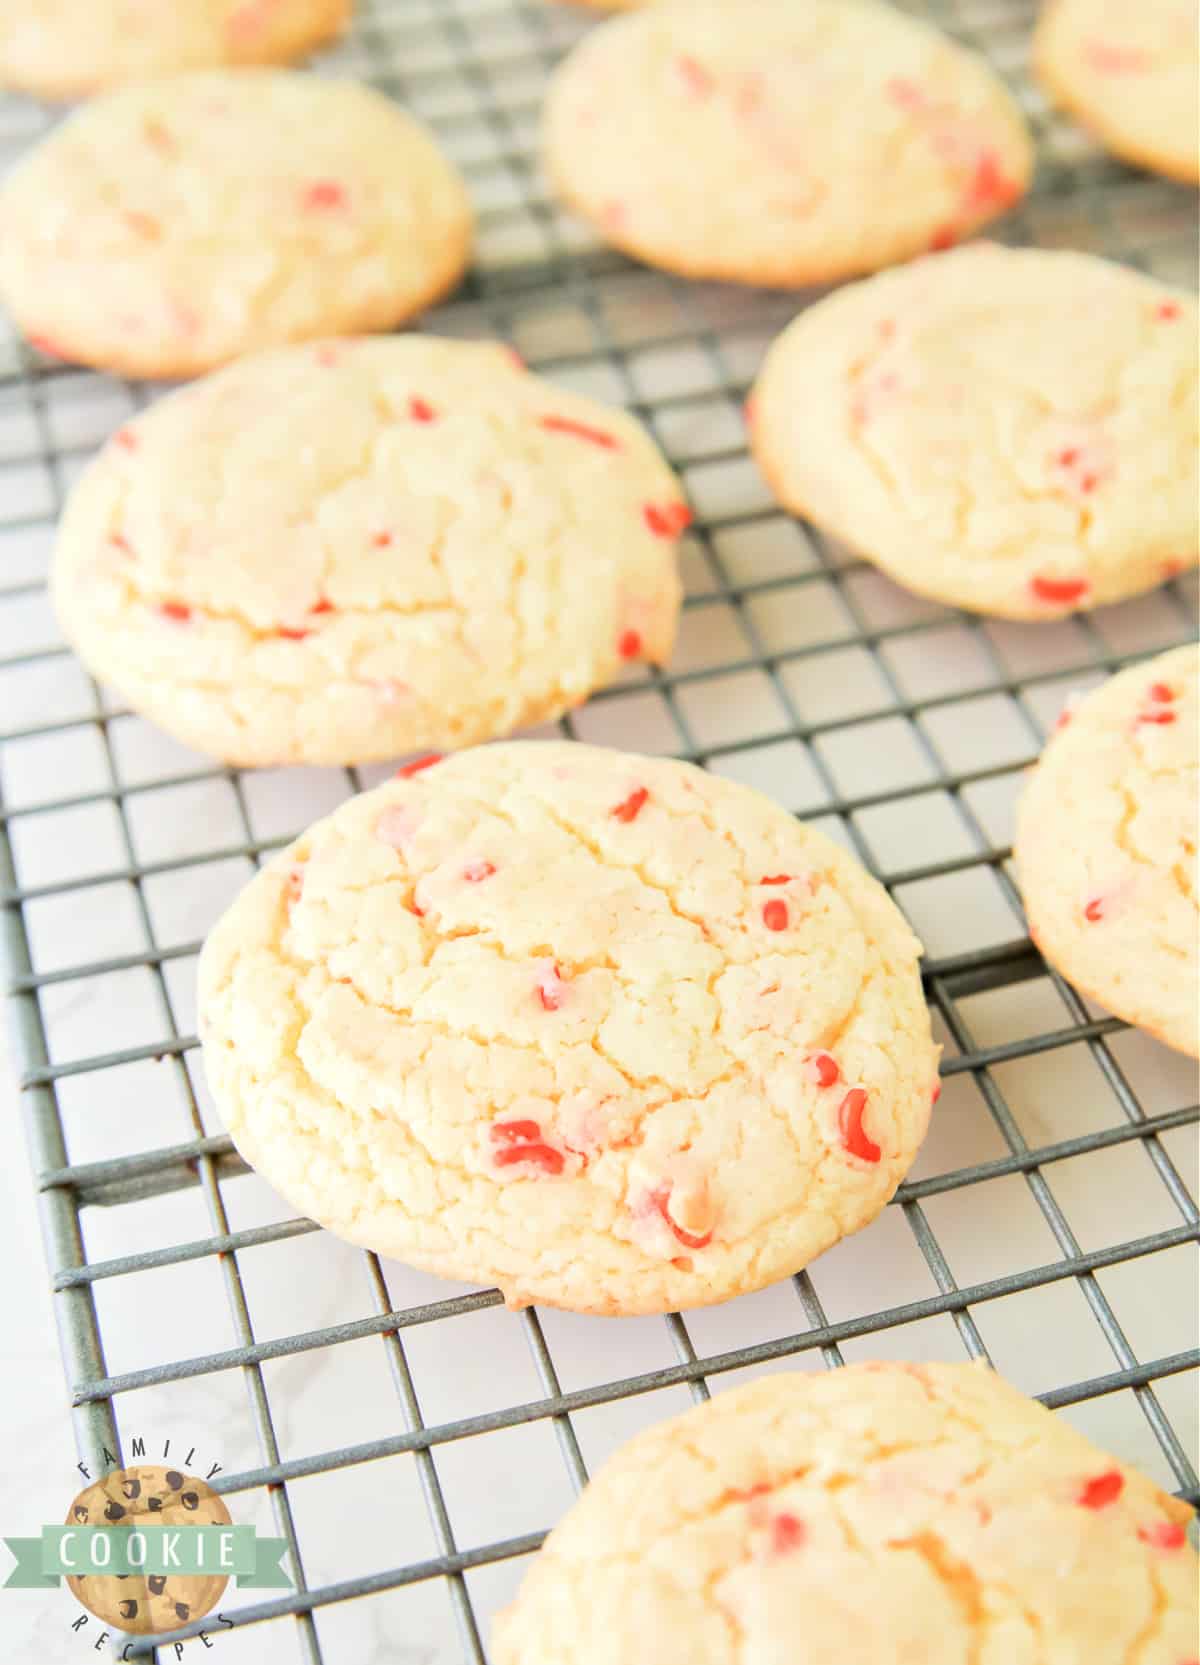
[[0, 0, 1197, 1659]]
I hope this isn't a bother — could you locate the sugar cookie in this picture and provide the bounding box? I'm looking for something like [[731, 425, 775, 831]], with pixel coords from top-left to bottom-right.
[[1034, 0, 1200, 184], [542, 0, 1032, 286], [0, 71, 471, 378], [1016, 645, 1198, 1057], [197, 742, 938, 1315], [751, 245, 1198, 618], [494, 1361, 1199, 1664], [52, 338, 687, 766], [0, 0, 350, 101]]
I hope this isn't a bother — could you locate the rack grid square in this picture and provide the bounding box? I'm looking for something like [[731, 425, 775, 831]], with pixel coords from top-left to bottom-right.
[[0, 0, 1196, 1660]]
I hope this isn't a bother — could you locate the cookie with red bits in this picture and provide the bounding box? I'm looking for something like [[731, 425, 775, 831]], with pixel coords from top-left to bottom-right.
[[542, 0, 1032, 287], [1034, 0, 1199, 184], [0, 70, 470, 378], [751, 245, 1198, 618], [0, 1, 351, 101], [1017, 645, 1198, 1058], [197, 741, 939, 1315], [493, 1361, 1199, 1663], [52, 337, 687, 766]]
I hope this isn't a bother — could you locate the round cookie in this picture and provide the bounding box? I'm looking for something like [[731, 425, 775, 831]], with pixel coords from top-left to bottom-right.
[[0, 1, 351, 101], [197, 741, 939, 1315], [750, 245, 1199, 619], [541, 0, 1033, 287], [1016, 645, 1198, 1058], [1034, 0, 1199, 184], [0, 70, 471, 378], [52, 338, 687, 767], [65, 1465, 231, 1635], [493, 1361, 1199, 1664]]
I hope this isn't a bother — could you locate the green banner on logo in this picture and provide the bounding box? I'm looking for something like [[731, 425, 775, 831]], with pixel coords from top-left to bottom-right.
[[4, 1525, 292, 1589]]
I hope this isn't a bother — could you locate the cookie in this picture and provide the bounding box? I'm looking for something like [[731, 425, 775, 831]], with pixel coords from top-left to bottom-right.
[[493, 1361, 1199, 1664], [52, 338, 686, 767], [197, 741, 938, 1315], [541, 0, 1032, 287], [751, 245, 1199, 618], [65, 1465, 231, 1635], [1016, 646, 1198, 1058], [1034, 0, 1200, 185], [0, 70, 471, 379], [0, 1, 351, 101]]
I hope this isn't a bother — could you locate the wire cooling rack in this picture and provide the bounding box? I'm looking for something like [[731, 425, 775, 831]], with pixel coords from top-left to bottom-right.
[[1, 0, 1197, 1660]]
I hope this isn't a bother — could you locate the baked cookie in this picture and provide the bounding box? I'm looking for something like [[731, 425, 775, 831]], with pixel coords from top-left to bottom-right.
[[542, 0, 1032, 287], [52, 337, 687, 766], [493, 1361, 1199, 1664], [197, 742, 938, 1315], [1016, 645, 1198, 1057], [64, 1465, 231, 1635], [1034, 0, 1199, 184], [0, 71, 471, 378], [751, 245, 1199, 618], [0, 0, 351, 101]]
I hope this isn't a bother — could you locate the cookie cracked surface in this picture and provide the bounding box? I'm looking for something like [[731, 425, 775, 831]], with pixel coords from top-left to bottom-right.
[[0, 0, 351, 100], [751, 245, 1198, 618], [542, 0, 1032, 286], [1016, 645, 1198, 1058], [51, 337, 686, 766], [0, 70, 471, 377], [492, 1361, 1199, 1664], [198, 742, 938, 1314]]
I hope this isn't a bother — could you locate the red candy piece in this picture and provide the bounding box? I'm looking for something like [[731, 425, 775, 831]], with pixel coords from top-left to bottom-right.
[[276, 626, 311, 641], [611, 786, 649, 824], [395, 753, 442, 778], [643, 502, 693, 538], [490, 1119, 543, 1145], [838, 1088, 881, 1163], [771, 1513, 805, 1555], [409, 396, 436, 423], [965, 149, 1021, 213], [931, 1079, 942, 1105], [929, 225, 957, 253], [1148, 682, 1175, 703], [158, 601, 191, 623], [675, 54, 713, 98], [302, 179, 347, 211], [760, 874, 791, 885], [537, 963, 567, 1011], [618, 629, 643, 660], [1137, 1520, 1187, 1550], [743, 395, 757, 427], [494, 1143, 564, 1175], [372, 531, 393, 548], [1083, 896, 1105, 923], [1030, 574, 1090, 605], [1156, 301, 1182, 322], [1078, 1470, 1124, 1510], [310, 597, 335, 614], [762, 898, 789, 932], [808, 1052, 840, 1088], [651, 1187, 713, 1250], [463, 859, 495, 883], [538, 414, 619, 450], [1137, 710, 1177, 726]]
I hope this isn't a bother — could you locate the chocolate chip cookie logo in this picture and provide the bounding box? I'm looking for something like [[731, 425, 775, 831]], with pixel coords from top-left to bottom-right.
[[4, 1459, 291, 1646]]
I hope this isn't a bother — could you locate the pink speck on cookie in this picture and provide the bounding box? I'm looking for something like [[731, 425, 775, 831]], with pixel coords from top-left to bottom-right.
[[158, 600, 191, 623], [537, 961, 568, 1011], [409, 396, 437, 422], [762, 898, 789, 932], [113, 428, 138, 452], [302, 180, 348, 212], [807, 1051, 840, 1088], [611, 786, 649, 824], [770, 1513, 805, 1555], [1030, 574, 1091, 607], [643, 501, 693, 538], [838, 1087, 881, 1163], [674, 55, 714, 99], [375, 804, 420, 850], [1137, 1520, 1187, 1550], [618, 628, 643, 660], [1077, 1470, 1124, 1510], [395, 753, 442, 779], [539, 414, 619, 450], [886, 76, 928, 111], [462, 859, 496, 883], [1084, 40, 1149, 73], [1156, 300, 1182, 322]]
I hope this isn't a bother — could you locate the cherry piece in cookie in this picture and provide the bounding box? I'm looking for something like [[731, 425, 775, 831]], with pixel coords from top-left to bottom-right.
[[198, 740, 937, 1315]]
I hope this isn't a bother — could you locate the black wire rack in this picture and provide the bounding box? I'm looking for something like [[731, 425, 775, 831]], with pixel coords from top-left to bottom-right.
[[1, 0, 1197, 1660]]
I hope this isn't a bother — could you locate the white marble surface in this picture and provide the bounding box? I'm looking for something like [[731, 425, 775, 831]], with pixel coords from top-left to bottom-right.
[[1, 0, 1198, 1661]]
